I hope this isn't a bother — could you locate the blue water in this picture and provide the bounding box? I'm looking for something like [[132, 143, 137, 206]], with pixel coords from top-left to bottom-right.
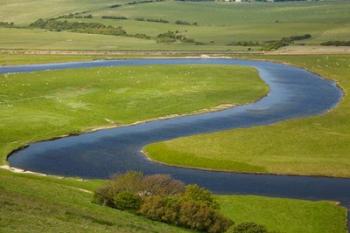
[[3, 59, 350, 215]]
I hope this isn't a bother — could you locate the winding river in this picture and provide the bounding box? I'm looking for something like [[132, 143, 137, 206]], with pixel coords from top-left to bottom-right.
[[2, 59, 350, 220]]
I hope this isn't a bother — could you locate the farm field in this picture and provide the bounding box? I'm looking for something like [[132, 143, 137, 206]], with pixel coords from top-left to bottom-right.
[[0, 1, 349, 51], [145, 54, 350, 177]]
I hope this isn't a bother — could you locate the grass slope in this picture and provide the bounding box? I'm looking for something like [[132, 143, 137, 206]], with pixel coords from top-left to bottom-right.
[[0, 169, 346, 233], [218, 195, 347, 233], [145, 54, 350, 177], [0, 169, 190, 233], [0, 55, 347, 233], [58, 1, 350, 45], [0, 64, 268, 164], [0, 0, 123, 26], [1, 1, 350, 50]]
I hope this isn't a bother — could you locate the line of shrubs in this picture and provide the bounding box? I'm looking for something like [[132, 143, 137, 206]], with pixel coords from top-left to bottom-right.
[[135, 17, 170, 23], [109, 4, 122, 8], [264, 34, 311, 50], [156, 30, 204, 44], [30, 19, 126, 36], [102, 16, 128, 20], [99, 15, 198, 26], [0, 22, 15, 28], [57, 13, 93, 19], [126, 0, 164, 5], [227, 41, 261, 46], [320, 41, 350, 46], [93, 171, 277, 233], [175, 20, 198, 26]]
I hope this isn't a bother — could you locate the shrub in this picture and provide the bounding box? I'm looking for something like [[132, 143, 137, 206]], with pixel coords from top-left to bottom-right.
[[139, 195, 180, 223], [263, 34, 312, 50], [102, 16, 128, 20], [0, 22, 15, 28], [132, 33, 151, 39], [321, 41, 350, 46], [182, 184, 219, 209], [113, 191, 141, 210], [93, 171, 185, 205], [30, 19, 126, 36], [228, 222, 268, 233], [139, 195, 232, 233], [156, 31, 198, 44], [146, 18, 169, 23], [179, 200, 232, 233], [94, 172, 232, 233], [109, 4, 121, 8], [142, 174, 185, 196]]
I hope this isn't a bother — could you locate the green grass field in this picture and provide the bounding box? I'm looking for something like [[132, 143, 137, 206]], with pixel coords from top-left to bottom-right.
[[0, 0, 121, 26], [145, 54, 350, 177], [0, 64, 268, 164], [0, 1, 349, 51], [218, 195, 347, 233], [90, 1, 350, 45], [1, 169, 346, 233], [0, 57, 346, 233]]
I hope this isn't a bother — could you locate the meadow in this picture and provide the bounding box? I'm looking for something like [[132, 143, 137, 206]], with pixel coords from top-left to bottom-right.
[[1, 168, 346, 233], [0, 54, 348, 233], [0, 64, 268, 164], [0, 1, 350, 51], [145, 54, 350, 177]]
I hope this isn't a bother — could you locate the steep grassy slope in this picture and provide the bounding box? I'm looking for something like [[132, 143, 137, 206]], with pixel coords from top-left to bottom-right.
[[0, 169, 346, 233]]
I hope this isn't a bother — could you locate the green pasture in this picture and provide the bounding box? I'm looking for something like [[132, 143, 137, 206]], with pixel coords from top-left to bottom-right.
[[0, 54, 348, 233], [89, 1, 350, 45], [0, 0, 124, 26], [219, 195, 347, 233], [1, 1, 350, 50], [145, 54, 350, 177], [0, 28, 241, 51], [0, 65, 268, 164]]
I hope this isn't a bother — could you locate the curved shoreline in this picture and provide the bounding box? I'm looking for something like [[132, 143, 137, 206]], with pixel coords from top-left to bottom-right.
[[4, 58, 350, 204]]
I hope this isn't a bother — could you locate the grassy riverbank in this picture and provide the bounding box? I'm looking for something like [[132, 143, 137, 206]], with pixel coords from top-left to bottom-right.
[[0, 54, 348, 232], [145, 54, 350, 177], [0, 64, 268, 164], [0, 169, 346, 233]]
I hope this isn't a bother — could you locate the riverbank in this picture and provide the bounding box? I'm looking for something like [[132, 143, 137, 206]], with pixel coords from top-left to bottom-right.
[[146, 54, 350, 178]]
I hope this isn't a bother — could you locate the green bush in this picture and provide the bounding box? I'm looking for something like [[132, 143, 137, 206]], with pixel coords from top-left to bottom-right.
[[138, 195, 180, 223], [102, 16, 128, 20], [139, 195, 232, 233], [227, 222, 268, 233], [182, 184, 219, 209], [0, 22, 15, 28], [178, 200, 232, 233], [321, 41, 350, 46], [142, 174, 185, 196], [94, 172, 234, 233], [113, 191, 141, 210], [30, 19, 126, 36]]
